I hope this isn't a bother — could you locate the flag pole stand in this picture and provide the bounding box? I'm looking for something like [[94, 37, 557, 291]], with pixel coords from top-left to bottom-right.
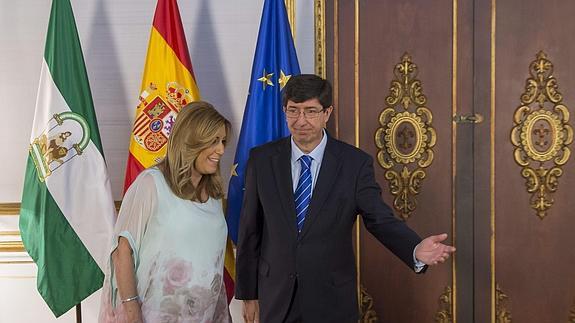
[[75, 303, 82, 323]]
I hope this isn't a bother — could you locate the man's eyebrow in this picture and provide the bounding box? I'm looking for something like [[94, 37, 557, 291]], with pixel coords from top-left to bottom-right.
[[286, 105, 321, 109]]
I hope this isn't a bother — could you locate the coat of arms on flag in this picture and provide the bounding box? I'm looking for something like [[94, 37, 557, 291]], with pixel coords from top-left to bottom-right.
[[30, 111, 90, 181], [133, 81, 193, 153]]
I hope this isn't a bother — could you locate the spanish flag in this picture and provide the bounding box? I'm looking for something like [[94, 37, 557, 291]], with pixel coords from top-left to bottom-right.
[[123, 0, 199, 188], [123, 0, 235, 302]]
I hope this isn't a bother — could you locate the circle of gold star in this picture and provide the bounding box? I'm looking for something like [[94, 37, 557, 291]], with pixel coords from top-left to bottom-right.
[[257, 69, 274, 90], [231, 163, 239, 177], [278, 70, 291, 90]]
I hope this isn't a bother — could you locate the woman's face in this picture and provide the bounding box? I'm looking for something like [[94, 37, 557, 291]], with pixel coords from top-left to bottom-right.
[[194, 125, 227, 175]]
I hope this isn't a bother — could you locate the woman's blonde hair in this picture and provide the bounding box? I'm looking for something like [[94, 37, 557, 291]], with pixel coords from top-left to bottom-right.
[[157, 101, 231, 202]]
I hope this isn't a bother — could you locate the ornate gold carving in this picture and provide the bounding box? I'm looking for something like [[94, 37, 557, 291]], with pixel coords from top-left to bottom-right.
[[359, 284, 378, 322], [511, 51, 573, 219], [314, 0, 326, 78], [435, 286, 453, 323], [375, 54, 436, 220], [496, 284, 512, 323]]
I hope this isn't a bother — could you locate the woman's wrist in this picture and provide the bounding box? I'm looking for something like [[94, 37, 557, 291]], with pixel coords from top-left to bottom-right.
[[121, 295, 140, 303]]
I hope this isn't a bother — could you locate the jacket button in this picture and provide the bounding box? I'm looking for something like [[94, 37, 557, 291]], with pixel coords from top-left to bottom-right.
[[289, 273, 296, 279]]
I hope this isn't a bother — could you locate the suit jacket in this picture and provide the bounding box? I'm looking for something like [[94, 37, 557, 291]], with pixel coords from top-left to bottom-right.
[[235, 135, 423, 322]]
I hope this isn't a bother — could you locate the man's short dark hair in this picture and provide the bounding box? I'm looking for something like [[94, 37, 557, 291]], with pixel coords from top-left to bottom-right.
[[282, 74, 333, 109]]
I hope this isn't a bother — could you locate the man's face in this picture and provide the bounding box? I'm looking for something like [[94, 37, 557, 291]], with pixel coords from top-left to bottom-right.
[[284, 98, 332, 151]]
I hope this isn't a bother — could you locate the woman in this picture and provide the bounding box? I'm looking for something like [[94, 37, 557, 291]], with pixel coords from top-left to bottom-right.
[[99, 102, 232, 323]]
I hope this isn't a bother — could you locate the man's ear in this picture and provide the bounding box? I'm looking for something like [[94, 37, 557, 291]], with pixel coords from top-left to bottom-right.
[[324, 106, 334, 122]]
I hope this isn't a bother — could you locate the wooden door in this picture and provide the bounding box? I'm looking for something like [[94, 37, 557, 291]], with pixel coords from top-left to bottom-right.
[[322, 0, 463, 321], [319, 0, 575, 321], [476, 0, 575, 322]]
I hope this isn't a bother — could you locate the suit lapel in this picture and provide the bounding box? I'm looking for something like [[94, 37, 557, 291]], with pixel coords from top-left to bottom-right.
[[300, 136, 342, 239], [271, 138, 298, 237]]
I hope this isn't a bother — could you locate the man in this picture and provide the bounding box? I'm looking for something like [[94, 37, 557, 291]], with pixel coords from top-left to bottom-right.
[[235, 74, 455, 323]]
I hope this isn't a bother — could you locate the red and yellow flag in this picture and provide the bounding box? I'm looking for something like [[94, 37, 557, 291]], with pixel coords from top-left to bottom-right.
[[124, 0, 235, 302], [124, 0, 199, 189]]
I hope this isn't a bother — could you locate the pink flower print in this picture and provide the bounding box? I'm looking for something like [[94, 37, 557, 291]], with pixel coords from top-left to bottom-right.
[[144, 253, 160, 299], [212, 283, 232, 323], [215, 252, 224, 268], [162, 258, 193, 295], [143, 296, 182, 323], [210, 273, 222, 293], [177, 286, 214, 322]]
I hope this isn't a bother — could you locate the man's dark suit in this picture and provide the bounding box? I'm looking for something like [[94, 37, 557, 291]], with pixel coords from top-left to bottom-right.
[[235, 135, 423, 322]]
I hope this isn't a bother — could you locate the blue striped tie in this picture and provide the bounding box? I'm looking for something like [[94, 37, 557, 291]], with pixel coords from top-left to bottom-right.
[[295, 155, 312, 233]]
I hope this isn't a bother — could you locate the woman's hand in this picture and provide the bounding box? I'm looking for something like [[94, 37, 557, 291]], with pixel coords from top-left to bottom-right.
[[123, 300, 143, 323]]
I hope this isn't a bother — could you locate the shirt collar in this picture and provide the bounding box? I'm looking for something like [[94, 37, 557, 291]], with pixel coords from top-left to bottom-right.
[[291, 129, 328, 164]]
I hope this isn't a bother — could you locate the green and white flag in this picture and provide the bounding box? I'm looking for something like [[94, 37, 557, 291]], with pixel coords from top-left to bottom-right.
[[19, 0, 115, 317]]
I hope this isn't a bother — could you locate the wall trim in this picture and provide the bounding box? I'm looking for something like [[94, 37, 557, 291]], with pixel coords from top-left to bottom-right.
[[0, 203, 20, 216], [0, 202, 122, 253]]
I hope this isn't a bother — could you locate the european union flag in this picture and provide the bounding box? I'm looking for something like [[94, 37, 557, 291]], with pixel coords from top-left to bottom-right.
[[227, 0, 300, 244]]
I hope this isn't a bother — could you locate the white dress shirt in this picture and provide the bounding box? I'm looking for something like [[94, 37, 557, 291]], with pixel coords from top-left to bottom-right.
[[290, 129, 328, 193]]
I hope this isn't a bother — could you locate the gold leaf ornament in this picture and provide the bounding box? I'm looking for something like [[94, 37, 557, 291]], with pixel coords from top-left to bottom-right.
[[375, 54, 436, 220], [511, 51, 573, 219]]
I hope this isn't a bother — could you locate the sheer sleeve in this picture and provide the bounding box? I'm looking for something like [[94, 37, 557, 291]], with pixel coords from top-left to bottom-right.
[[108, 170, 158, 306], [112, 171, 158, 263]]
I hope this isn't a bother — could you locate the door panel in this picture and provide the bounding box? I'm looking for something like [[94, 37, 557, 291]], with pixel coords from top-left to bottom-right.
[[491, 0, 575, 321], [325, 0, 458, 321], [322, 0, 575, 321], [358, 0, 454, 321]]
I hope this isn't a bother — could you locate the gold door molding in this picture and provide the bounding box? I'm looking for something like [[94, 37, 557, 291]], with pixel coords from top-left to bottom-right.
[[435, 286, 453, 323], [314, 0, 326, 78], [359, 284, 378, 322], [495, 284, 512, 323], [511, 51, 573, 219], [374, 53, 436, 220]]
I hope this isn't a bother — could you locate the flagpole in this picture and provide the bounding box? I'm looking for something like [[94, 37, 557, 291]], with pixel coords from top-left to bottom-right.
[[75, 303, 82, 323]]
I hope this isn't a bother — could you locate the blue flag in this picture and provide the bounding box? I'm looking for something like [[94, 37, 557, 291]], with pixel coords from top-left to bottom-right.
[[227, 0, 300, 243]]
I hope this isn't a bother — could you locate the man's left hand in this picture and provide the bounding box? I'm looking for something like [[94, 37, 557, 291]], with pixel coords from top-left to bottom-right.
[[415, 233, 456, 266]]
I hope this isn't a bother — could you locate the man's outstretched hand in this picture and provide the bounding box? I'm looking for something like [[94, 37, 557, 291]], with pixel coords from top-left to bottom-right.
[[415, 233, 456, 265]]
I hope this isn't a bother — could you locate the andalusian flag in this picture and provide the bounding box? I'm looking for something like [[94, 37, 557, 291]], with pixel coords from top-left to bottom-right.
[[123, 0, 236, 302], [19, 0, 115, 317]]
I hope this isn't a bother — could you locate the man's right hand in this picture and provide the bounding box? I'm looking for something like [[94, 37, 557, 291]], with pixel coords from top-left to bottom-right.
[[242, 300, 260, 323]]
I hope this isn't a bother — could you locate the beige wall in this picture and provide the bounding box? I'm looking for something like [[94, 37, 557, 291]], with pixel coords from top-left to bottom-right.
[[0, 0, 315, 321]]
